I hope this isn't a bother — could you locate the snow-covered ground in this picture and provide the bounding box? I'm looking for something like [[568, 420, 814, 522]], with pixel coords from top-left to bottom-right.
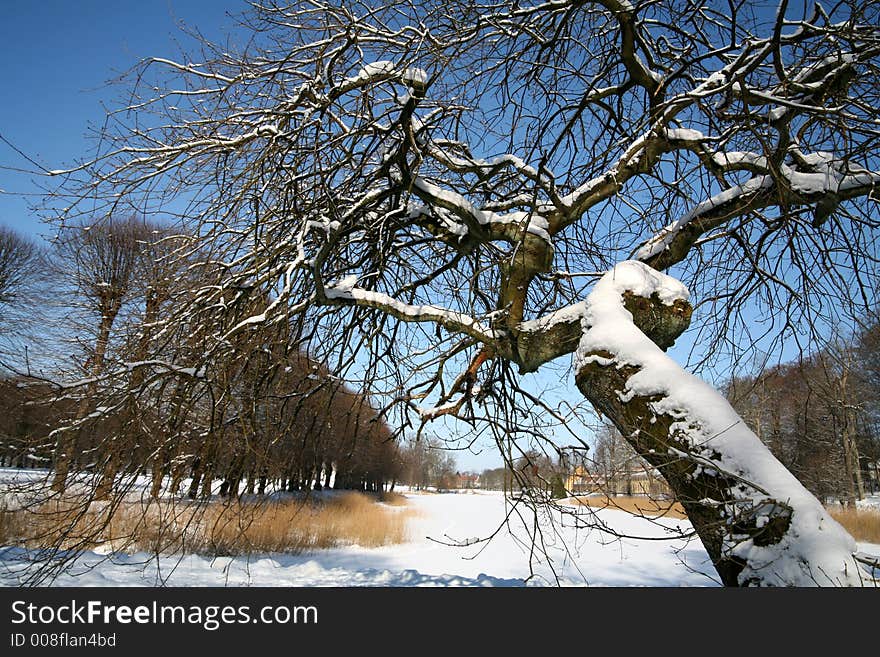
[[2, 481, 877, 586], [0, 490, 720, 586]]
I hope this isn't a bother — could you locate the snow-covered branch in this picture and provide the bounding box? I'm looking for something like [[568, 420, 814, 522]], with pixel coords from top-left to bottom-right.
[[636, 158, 880, 270], [321, 275, 499, 345]]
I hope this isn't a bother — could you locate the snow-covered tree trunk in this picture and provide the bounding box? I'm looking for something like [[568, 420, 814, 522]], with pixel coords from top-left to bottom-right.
[[575, 262, 863, 586]]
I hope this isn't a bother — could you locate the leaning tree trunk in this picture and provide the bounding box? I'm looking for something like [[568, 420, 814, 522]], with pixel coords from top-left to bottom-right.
[[573, 262, 867, 586]]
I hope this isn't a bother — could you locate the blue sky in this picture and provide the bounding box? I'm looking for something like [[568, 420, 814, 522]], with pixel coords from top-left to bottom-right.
[[0, 1, 862, 473], [0, 0, 243, 240], [0, 0, 511, 472]]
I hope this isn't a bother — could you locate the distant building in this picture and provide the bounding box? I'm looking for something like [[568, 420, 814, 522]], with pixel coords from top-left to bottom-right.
[[454, 472, 480, 489], [565, 465, 603, 494], [566, 464, 671, 498]]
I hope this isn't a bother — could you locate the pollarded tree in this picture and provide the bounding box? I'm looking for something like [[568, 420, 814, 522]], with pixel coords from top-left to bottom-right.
[[50, 217, 171, 494], [47, 1, 880, 585], [50, 218, 148, 492], [0, 225, 47, 364], [0, 226, 41, 325]]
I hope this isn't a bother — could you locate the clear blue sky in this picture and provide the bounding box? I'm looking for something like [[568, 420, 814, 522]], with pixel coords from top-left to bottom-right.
[[0, 1, 836, 474], [0, 0, 244, 240], [0, 0, 510, 472], [0, 1, 783, 241]]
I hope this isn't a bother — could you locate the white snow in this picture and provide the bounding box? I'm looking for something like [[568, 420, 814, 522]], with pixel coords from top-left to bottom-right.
[[711, 151, 769, 169], [323, 280, 498, 341], [417, 396, 468, 421], [560, 131, 651, 208], [426, 146, 539, 179], [638, 155, 880, 261], [1, 466, 876, 586], [489, 210, 551, 241], [402, 67, 427, 86], [518, 302, 586, 335], [407, 205, 469, 237], [352, 61, 395, 83], [635, 176, 773, 261], [328, 274, 358, 294], [335, 61, 401, 95], [411, 177, 552, 242], [664, 128, 705, 142]]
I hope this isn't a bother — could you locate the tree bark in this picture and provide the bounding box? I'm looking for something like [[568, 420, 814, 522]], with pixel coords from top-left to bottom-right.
[[52, 301, 120, 494], [836, 367, 865, 505], [573, 262, 864, 586]]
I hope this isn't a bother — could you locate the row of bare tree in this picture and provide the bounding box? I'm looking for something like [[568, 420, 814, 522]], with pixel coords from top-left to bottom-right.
[[725, 328, 880, 505], [395, 435, 458, 490], [0, 220, 403, 499]]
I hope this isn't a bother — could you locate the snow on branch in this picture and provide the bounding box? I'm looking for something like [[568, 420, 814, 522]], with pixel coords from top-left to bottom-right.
[[322, 275, 498, 344], [333, 61, 429, 99], [411, 176, 552, 243], [634, 175, 774, 262], [636, 157, 880, 269]]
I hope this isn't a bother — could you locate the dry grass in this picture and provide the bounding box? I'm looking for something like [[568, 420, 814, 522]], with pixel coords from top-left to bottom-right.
[[827, 506, 880, 544], [200, 492, 416, 555], [566, 494, 687, 519], [377, 491, 408, 506], [0, 491, 416, 556]]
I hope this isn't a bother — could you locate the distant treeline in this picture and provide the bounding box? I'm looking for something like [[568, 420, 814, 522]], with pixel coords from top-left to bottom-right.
[[0, 219, 417, 498], [725, 321, 880, 505]]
